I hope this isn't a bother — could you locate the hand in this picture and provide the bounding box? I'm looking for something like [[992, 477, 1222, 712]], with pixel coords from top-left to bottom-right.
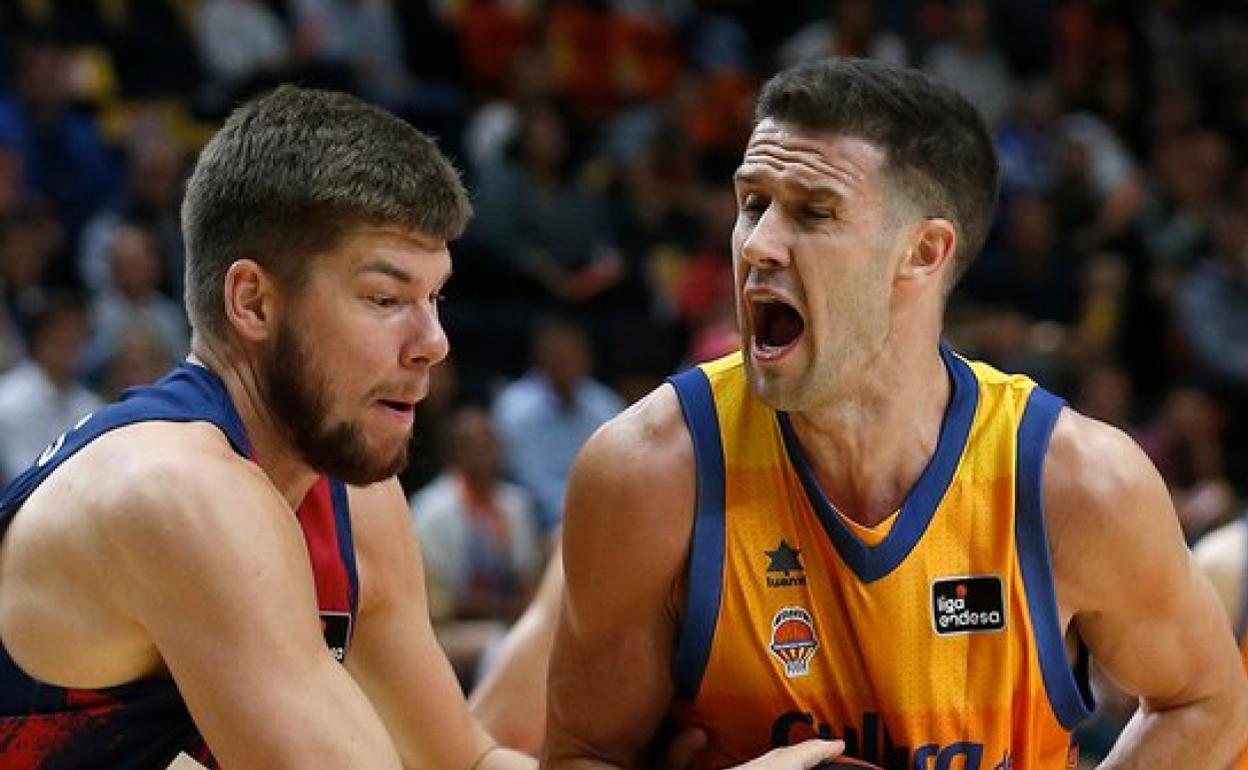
[[733, 740, 845, 770]]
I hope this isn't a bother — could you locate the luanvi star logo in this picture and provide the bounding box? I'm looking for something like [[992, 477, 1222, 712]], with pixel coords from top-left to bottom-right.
[[765, 539, 807, 588]]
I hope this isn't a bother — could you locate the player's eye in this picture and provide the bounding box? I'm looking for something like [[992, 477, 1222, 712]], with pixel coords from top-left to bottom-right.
[[741, 193, 769, 218]]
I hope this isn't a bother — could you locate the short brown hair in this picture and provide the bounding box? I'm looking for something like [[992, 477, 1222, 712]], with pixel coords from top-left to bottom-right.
[[182, 86, 472, 340], [756, 58, 998, 287]]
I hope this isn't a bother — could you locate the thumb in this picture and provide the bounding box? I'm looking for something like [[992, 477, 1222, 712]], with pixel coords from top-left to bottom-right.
[[759, 739, 845, 770], [659, 726, 709, 770]]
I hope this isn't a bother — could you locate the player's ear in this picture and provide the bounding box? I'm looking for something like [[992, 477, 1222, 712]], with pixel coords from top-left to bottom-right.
[[223, 259, 279, 343], [896, 216, 957, 287]]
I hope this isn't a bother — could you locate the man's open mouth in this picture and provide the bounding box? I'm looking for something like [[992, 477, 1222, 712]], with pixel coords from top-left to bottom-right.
[[751, 297, 805, 353]]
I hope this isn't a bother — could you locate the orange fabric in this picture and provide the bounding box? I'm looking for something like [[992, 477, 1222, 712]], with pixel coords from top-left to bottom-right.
[[1238, 636, 1248, 770], [670, 354, 1078, 769]]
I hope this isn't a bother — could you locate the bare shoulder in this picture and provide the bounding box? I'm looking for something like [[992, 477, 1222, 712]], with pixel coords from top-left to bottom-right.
[[80, 422, 283, 545], [1042, 408, 1186, 613], [561, 383, 694, 613], [10, 420, 269, 550], [1192, 518, 1247, 620], [345, 478, 420, 616], [572, 382, 693, 515], [0, 420, 298, 687]]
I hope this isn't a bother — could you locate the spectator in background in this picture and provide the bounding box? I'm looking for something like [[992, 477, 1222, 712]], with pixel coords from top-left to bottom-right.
[[961, 192, 1079, 326], [0, 293, 100, 483], [412, 406, 542, 623], [473, 104, 625, 310], [82, 223, 188, 382], [0, 37, 116, 268], [1175, 205, 1248, 394], [78, 126, 186, 299], [923, 0, 1014, 129], [288, 0, 414, 110], [776, 0, 908, 70], [97, 323, 175, 402], [0, 143, 23, 217], [492, 318, 624, 535], [102, 0, 202, 99], [1058, 110, 1143, 245], [0, 207, 56, 343], [195, 0, 296, 107], [1136, 386, 1234, 540]]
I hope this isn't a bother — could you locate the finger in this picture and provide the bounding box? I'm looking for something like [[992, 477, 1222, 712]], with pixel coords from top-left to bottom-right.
[[659, 727, 709, 770], [759, 739, 845, 770]]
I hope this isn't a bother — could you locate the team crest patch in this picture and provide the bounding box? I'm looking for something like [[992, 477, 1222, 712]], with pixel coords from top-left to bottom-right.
[[931, 575, 1006, 635], [769, 606, 819, 678]]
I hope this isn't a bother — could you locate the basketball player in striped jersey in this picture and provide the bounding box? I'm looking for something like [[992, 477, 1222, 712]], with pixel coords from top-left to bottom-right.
[[543, 59, 1248, 770], [1193, 515, 1248, 769]]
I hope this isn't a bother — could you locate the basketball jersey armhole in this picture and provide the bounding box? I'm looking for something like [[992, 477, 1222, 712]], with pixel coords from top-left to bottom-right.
[[1014, 386, 1095, 730], [667, 367, 727, 702]]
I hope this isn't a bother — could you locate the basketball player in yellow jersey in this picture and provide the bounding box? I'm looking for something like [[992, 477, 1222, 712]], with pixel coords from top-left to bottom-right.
[[542, 58, 1248, 770], [1193, 516, 1248, 769]]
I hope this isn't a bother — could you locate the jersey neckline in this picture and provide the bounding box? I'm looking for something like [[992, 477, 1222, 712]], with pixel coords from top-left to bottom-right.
[[776, 343, 979, 582]]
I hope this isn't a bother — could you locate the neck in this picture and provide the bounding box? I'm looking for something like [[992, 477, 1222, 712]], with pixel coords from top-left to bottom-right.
[[189, 339, 318, 510], [787, 330, 950, 527]]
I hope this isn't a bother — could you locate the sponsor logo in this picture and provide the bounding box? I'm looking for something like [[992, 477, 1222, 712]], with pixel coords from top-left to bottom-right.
[[764, 538, 807, 588], [320, 612, 352, 662], [931, 575, 1005, 635], [771, 709, 988, 770], [768, 606, 818, 678]]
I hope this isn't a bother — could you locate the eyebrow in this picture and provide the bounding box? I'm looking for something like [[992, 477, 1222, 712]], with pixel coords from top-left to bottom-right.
[[357, 260, 413, 283], [733, 169, 844, 200]]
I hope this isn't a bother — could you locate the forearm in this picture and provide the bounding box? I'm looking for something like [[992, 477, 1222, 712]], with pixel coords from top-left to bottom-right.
[[1098, 691, 1248, 770]]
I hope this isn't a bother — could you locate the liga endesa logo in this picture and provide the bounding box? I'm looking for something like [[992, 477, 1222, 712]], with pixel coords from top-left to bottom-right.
[[930, 575, 1006, 635]]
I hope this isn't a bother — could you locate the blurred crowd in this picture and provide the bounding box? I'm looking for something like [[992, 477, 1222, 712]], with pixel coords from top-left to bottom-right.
[[1, 0, 1247, 761]]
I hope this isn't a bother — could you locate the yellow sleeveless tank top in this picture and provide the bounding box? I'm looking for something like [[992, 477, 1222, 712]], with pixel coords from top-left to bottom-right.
[[666, 346, 1091, 770]]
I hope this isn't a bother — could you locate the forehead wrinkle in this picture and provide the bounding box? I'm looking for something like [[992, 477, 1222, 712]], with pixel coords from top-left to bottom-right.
[[739, 135, 879, 202]]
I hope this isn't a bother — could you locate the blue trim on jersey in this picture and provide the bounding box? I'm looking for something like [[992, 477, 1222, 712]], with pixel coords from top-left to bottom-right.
[[778, 344, 979, 583], [1015, 386, 1094, 730], [330, 479, 361, 628], [668, 366, 727, 701]]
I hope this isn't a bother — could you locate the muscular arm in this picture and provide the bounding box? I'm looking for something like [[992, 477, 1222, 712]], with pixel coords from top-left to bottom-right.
[[542, 388, 840, 770], [1044, 412, 1248, 769], [345, 479, 534, 770], [99, 435, 402, 769]]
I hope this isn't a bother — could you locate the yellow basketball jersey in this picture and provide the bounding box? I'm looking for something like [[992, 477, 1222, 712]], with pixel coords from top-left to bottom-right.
[[666, 346, 1091, 770]]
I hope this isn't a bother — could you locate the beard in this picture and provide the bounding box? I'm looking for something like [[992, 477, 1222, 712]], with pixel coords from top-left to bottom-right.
[[264, 319, 409, 485]]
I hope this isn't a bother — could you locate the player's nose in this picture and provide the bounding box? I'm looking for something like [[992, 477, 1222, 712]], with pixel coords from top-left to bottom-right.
[[402, 304, 449, 368], [740, 208, 793, 270]]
